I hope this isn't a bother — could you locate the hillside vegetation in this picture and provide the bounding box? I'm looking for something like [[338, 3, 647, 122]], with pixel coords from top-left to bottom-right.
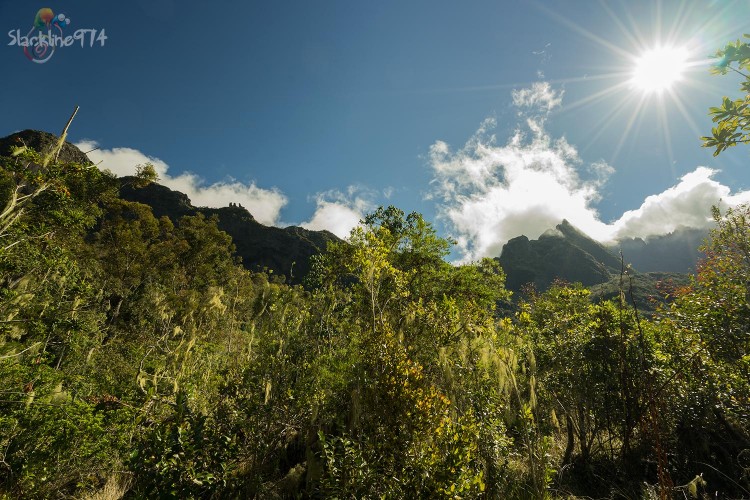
[[0, 133, 747, 499]]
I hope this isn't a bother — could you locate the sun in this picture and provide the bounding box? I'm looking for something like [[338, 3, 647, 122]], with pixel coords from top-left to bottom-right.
[[631, 46, 690, 93]]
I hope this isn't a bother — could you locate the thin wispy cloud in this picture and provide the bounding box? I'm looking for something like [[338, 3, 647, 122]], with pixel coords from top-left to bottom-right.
[[512, 82, 564, 112]]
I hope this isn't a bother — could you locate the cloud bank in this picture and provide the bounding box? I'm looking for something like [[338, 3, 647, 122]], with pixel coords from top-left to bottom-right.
[[76, 141, 287, 226], [429, 83, 750, 262], [612, 167, 750, 239]]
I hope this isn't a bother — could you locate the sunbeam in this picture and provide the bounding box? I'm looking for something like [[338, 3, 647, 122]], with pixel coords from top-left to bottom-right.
[[610, 93, 649, 164], [656, 96, 676, 172]]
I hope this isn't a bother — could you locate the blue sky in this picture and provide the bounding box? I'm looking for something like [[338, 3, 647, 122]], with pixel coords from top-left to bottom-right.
[[3, 1, 750, 259]]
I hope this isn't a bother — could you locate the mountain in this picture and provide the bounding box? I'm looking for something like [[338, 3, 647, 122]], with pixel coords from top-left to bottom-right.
[[609, 227, 708, 273], [497, 220, 621, 292], [0, 130, 340, 284], [119, 179, 340, 283], [0, 129, 92, 165], [497, 220, 696, 313]]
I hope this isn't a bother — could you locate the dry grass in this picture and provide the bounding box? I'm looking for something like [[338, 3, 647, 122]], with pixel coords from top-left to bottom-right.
[[80, 473, 131, 500]]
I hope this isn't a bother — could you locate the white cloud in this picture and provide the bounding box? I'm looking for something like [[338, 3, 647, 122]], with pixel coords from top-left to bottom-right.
[[75, 141, 287, 226], [300, 187, 374, 238], [511, 82, 563, 113], [610, 167, 750, 239], [430, 109, 611, 262], [589, 160, 615, 189], [430, 82, 750, 262]]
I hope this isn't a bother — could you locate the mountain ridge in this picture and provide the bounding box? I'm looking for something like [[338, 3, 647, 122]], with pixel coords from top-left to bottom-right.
[[497, 219, 700, 311], [497, 221, 619, 292], [0, 129, 706, 292], [0, 130, 340, 284], [611, 227, 707, 273]]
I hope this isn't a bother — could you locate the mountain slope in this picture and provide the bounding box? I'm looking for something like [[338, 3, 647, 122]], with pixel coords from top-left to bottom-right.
[[589, 271, 691, 312], [118, 179, 340, 284], [497, 220, 620, 292], [0, 130, 340, 284], [497, 220, 698, 313]]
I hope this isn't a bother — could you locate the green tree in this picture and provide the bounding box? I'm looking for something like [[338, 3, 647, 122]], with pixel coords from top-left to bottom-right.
[[309, 207, 518, 497], [701, 36, 750, 155], [658, 205, 750, 496], [0, 146, 130, 497]]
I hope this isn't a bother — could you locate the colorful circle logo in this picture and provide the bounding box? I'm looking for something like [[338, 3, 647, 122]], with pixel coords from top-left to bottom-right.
[[24, 8, 71, 64]]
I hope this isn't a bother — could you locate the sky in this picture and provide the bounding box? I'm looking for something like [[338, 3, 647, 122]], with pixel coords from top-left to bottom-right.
[[3, 1, 750, 261]]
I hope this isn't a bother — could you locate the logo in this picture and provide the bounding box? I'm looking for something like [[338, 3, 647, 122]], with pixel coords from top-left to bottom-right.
[[8, 8, 107, 64]]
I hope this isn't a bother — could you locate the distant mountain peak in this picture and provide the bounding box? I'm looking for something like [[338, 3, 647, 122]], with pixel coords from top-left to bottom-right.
[[497, 220, 702, 313], [498, 220, 618, 292], [540, 227, 563, 239], [555, 220, 623, 270]]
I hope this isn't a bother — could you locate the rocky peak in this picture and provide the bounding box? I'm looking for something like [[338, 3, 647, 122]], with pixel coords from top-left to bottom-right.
[[0, 129, 92, 165], [498, 220, 619, 292]]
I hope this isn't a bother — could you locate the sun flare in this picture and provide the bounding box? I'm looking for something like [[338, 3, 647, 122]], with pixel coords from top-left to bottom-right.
[[631, 46, 689, 92]]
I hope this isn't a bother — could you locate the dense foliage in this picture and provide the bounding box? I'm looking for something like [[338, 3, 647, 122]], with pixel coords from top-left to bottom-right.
[[0, 137, 747, 499]]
